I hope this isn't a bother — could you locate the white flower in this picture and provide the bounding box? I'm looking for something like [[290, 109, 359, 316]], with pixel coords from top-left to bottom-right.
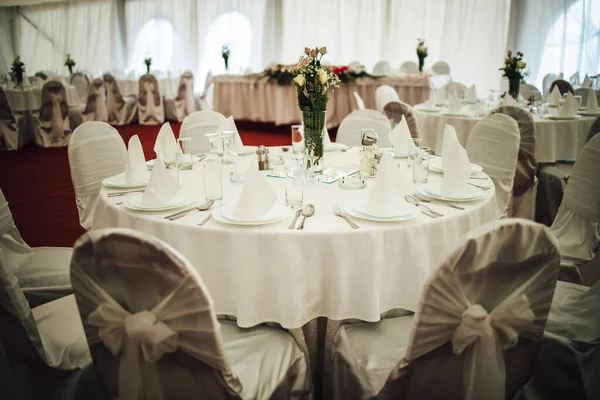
[[318, 69, 328, 85], [294, 74, 306, 87]]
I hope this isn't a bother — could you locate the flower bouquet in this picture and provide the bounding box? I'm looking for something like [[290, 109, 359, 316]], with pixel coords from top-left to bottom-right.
[[416, 39, 428, 73], [65, 54, 76, 75], [144, 56, 152, 74], [222, 45, 230, 71], [330, 64, 379, 83], [292, 46, 340, 171], [499, 50, 527, 100], [264, 64, 294, 85], [11, 56, 25, 89]]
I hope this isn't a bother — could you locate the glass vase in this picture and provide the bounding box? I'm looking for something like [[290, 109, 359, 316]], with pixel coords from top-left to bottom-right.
[[302, 110, 326, 174], [508, 78, 520, 100]]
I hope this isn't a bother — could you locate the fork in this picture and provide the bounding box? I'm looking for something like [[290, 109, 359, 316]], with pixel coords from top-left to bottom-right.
[[107, 189, 145, 197], [405, 195, 444, 217], [467, 182, 491, 190], [413, 194, 465, 210], [332, 204, 359, 229], [196, 213, 212, 226]]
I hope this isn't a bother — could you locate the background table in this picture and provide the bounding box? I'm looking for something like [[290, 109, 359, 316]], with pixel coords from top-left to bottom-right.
[[212, 75, 431, 127], [414, 104, 596, 162], [117, 77, 179, 98], [4, 84, 81, 112]]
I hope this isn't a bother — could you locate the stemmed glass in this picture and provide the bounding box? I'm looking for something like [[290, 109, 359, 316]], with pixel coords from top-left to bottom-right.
[[203, 133, 223, 200], [220, 131, 239, 165]]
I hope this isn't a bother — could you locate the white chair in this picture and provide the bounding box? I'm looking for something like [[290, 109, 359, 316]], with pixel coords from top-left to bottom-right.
[[330, 218, 560, 399], [431, 61, 450, 75], [165, 71, 197, 122], [336, 109, 392, 147], [353, 91, 365, 110], [70, 72, 90, 106], [542, 73, 558, 100], [198, 70, 213, 110], [67, 121, 127, 230], [399, 61, 418, 74], [466, 114, 520, 218], [82, 78, 108, 123], [375, 85, 400, 113], [0, 88, 27, 150], [574, 87, 593, 107], [179, 110, 226, 155], [520, 83, 542, 102], [382, 101, 420, 137], [138, 73, 165, 125], [569, 71, 580, 86], [103, 74, 137, 126], [442, 81, 468, 98], [71, 228, 312, 399], [34, 80, 74, 148], [372, 61, 392, 76], [550, 133, 600, 283]]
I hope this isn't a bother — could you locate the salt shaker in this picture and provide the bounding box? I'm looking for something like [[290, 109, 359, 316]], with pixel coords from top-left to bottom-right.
[[256, 145, 271, 170], [360, 129, 379, 177]]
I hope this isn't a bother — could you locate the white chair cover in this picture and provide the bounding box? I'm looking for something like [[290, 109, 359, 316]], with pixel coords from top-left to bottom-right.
[[83, 78, 108, 123], [492, 105, 538, 220], [373, 61, 392, 76], [353, 91, 365, 110], [68, 121, 127, 230], [550, 133, 600, 269], [198, 70, 214, 110], [399, 61, 418, 74], [104, 74, 137, 126], [382, 101, 420, 137], [166, 71, 197, 122], [442, 81, 467, 98], [179, 110, 226, 155], [574, 87, 593, 107], [138, 73, 165, 125], [520, 83, 542, 102], [0, 88, 25, 150], [336, 109, 392, 147], [36, 80, 71, 148], [466, 114, 520, 218], [375, 85, 400, 113], [71, 228, 312, 400], [431, 61, 450, 75], [70, 72, 90, 105], [542, 73, 558, 99]]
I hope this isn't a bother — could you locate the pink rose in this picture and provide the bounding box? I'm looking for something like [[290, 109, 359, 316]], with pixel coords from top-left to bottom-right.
[[304, 47, 310, 55], [320, 47, 327, 55], [310, 49, 318, 57], [301, 58, 309, 67]]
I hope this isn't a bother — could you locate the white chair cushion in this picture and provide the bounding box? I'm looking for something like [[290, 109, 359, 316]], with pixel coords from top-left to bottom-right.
[[17, 247, 72, 307]]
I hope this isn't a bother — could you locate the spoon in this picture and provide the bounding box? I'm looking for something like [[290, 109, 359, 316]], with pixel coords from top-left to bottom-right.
[[296, 204, 315, 230], [288, 209, 303, 229]]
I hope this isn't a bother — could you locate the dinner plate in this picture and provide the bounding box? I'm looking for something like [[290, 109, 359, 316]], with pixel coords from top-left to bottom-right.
[[440, 112, 471, 117], [578, 111, 600, 117], [324, 143, 348, 152], [345, 204, 421, 222], [215, 146, 257, 156], [427, 157, 483, 174], [351, 202, 417, 219], [123, 193, 195, 211], [415, 105, 440, 113], [420, 182, 484, 201], [215, 204, 289, 226], [546, 115, 580, 120], [102, 172, 149, 188]]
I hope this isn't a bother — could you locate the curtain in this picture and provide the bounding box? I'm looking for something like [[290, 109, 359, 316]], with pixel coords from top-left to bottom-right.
[[0, 8, 15, 74]]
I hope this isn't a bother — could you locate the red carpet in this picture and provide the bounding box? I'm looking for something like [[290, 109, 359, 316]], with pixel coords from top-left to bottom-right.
[[0, 121, 329, 247]]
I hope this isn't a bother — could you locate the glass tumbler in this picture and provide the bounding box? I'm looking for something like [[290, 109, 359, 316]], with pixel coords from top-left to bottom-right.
[[407, 137, 423, 168], [291, 125, 304, 154], [177, 137, 193, 170], [285, 163, 304, 209], [203, 133, 223, 200], [412, 146, 430, 183]]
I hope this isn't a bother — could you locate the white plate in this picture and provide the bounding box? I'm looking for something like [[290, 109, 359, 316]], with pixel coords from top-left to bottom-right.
[[415, 106, 440, 113], [324, 143, 348, 152], [345, 205, 421, 222], [123, 193, 195, 211], [427, 157, 483, 174], [215, 146, 257, 156], [547, 115, 580, 120], [102, 172, 149, 188], [578, 111, 600, 117], [351, 202, 417, 219], [420, 182, 484, 202], [215, 204, 290, 225], [440, 112, 471, 117]]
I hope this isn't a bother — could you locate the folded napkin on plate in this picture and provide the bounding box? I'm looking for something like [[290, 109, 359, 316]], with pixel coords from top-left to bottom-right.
[[549, 86, 561, 106], [585, 88, 599, 113], [388, 115, 415, 157], [465, 85, 477, 103], [154, 122, 179, 164], [447, 92, 462, 114], [125, 135, 147, 184], [364, 154, 409, 215], [217, 115, 244, 152], [141, 155, 181, 206], [559, 92, 578, 117], [435, 89, 446, 106], [441, 140, 471, 198], [232, 166, 278, 220], [441, 124, 459, 170], [502, 94, 520, 107], [581, 75, 592, 88]]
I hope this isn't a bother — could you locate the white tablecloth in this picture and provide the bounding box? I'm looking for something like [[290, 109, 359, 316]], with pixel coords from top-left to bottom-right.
[[212, 75, 431, 127], [414, 104, 596, 163], [4, 85, 81, 112], [117, 78, 179, 98], [92, 148, 496, 329]]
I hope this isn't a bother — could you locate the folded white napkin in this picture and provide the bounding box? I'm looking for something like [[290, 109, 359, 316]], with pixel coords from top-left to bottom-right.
[[447, 92, 462, 114], [586, 88, 599, 113], [441, 124, 459, 170], [559, 92, 578, 117], [232, 166, 278, 220], [217, 115, 244, 152], [558, 73, 564, 80], [441, 140, 471, 198], [435, 89, 446, 106], [141, 155, 181, 206], [502, 94, 520, 107], [364, 154, 409, 215], [154, 122, 179, 164], [569, 72, 579, 85], [549, 86, 561, 106], [424, 90, 436, 108], [581, 75, 592, 89], [388, 116, 415, 157], [465, 85, 477, 103], [125, 135, 147, 184]]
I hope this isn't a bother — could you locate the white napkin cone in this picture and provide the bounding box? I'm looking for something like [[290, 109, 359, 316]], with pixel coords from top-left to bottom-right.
[[465, 85, 477, 103], [447, 92, 462, 114], [435, 89, 446, 106], [153, 122, 179, 164], [125, 135, 147, 184], [388, 116, 415, 157], [559, 93, 577, 118], [232, 166, 278, 221], [441, 124, 459, 170], [581, 75, 592, 88], [502, 94, 520, 107], [424, 90, 436, 108], [364, 154, 409, 216], [141, 155, 182, 206], [558, 73, 564, 80], [441, 141, 471, 198], [586, 88, 599, 113], [217, 115, 244, 151], [549, 86, 561, 106]]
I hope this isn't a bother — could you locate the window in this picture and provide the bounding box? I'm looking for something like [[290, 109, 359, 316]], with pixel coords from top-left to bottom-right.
[[129, 18, 178, 75], [201, 11, 252, 76], [538, 0, 600, 86]]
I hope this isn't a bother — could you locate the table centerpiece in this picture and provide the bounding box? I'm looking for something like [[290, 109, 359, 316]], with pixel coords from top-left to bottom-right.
[[500, 50, 527, 100], [222, 45, 230, 72], [417, 39, 428, 73], [64, 54, 76, 76], [11, 56, 25, 89]]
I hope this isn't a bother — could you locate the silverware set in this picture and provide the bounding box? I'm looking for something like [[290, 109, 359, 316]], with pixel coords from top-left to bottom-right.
[[405, 195, 443, 218], [289, 204, 315, 230], [164, 200, 214, 221], [107, 189, 145, 197], [332, 203, 359, 229]]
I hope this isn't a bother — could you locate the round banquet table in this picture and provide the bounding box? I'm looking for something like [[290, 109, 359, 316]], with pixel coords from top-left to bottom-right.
[[414, 103, 597, 163], [117, 77, 179, 98], [3, 84, 81, 112], [93, 147, 497, 329]]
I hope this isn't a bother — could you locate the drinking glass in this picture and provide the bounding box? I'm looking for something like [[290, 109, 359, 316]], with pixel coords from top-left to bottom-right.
[[291, 125, 304, 154], [574, 95, 582, 109], [203, 133, 222, 200], [407, 137, 423, 168], [177, 137, 193, 170], [162, 148, 179, 182], [221, 131, 239, 165], [285, 163, 304, 209], [412, 146, 430, 183]]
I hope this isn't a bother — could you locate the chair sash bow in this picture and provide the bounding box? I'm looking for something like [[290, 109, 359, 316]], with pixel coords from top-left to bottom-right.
[[51, 94, 64, 140]]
